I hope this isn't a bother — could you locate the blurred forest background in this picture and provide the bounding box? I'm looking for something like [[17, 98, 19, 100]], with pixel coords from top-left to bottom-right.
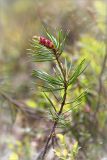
[[0, 0, 107, 160]]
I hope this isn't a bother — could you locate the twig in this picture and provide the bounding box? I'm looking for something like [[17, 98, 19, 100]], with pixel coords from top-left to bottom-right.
[[36, 143, 52, 160], [41, 49, 68, 159], [0, 91, 25, 108], [96, 53, 107, 112], [0, 91, 45, 120], [95, 13, 107, 113]]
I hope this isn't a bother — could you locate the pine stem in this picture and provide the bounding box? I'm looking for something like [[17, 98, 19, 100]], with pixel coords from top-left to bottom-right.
[[41, 49, 68, 160]]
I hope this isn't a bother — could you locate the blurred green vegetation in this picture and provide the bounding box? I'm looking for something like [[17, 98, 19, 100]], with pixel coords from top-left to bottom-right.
[[0, 0, 106, 160]]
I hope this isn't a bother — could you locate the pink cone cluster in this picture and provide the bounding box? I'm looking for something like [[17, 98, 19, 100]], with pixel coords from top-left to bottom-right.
[[39, 36, 54, 49]]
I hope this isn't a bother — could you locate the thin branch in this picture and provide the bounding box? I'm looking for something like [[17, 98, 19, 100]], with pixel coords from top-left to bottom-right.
[[96, 53, 107, 112], [95, 13, 107, 113], [0, 91, 26, 109], [0, 91, 45, 120]]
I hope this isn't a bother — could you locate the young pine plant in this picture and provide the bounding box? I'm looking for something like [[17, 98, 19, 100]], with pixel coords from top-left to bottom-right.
[[30, 28, 86, 160]]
